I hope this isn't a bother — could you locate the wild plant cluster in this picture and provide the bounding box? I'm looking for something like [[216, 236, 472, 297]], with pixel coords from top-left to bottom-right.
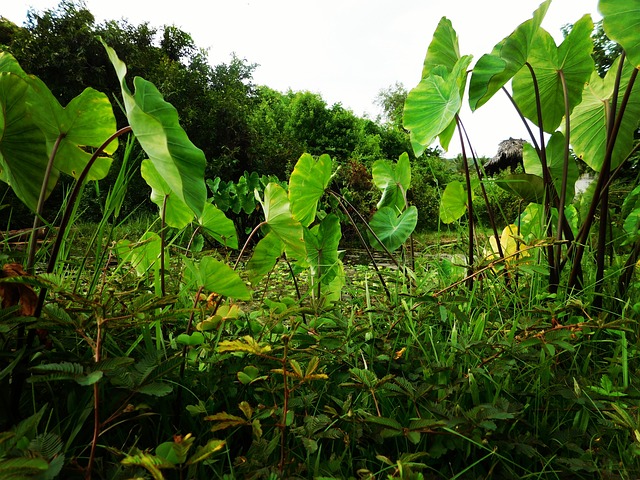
[[1, 1, 640, 479]]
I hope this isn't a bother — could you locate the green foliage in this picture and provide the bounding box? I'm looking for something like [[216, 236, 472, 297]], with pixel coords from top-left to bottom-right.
[[2, 2, 640, 479]]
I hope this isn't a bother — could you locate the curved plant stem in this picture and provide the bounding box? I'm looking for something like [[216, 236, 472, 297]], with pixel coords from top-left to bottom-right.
[[86, 310, 104, 480], [554, 70, 571, 280], [568, 56, 637, 292], [27, 134, 64, 273], [233, 221, 266, 271], [455, 116, 475, 289], [35, 126, 132, 317], [174, 285, 204, 428], [160, 194, 168, 297], [458, 118, 505, 263], [328, 190, 391, 301], [523, 62, 558, 291]]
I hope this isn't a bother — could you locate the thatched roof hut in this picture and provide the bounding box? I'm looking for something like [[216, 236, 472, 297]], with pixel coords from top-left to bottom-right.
[[483, 138, 526, 176]]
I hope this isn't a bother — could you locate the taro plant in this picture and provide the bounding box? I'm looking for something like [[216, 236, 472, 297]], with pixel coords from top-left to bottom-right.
[[0, 39, 243, 478], [404, 0, 640, 308]]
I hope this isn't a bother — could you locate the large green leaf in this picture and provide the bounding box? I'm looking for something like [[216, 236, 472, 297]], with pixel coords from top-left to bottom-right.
[[523, 132, 579, 204], [570, 58, 640, 171], [404, 56, 471, 154], [246, 232, 284, 283], [140, 159, 193, 229], [116, 232, 166, 277], [288, 153, 332, 227], [368, 206, 418, 252], [1, 52, 115, 184], [422, 17, 461, 77], [0, 72, 52, 211], [304, 214, 341, 284], [198, 203, 238, 249], [495, 174, 546, 204], [102, 41, 206, 217], [512, 15, 594, 132], [256, 183, 306, 259], [468, 0, 551, 111], [600, 0, 640, 68], [28, 78, 116, 181], [439, 180, 467, 224], [372, 152, 411, 210], [183, 256, 251, 300]]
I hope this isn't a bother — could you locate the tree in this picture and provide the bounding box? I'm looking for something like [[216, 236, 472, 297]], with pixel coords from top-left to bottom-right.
[[375, 81, 408, 128]]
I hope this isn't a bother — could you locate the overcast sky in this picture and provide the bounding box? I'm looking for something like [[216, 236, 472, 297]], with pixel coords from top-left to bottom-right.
[[5, 0, 601, 157]]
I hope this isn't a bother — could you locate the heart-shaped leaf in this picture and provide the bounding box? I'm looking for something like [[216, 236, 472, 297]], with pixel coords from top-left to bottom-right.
[[495, 174, 546, 204], [141, 159, 194, 229], [439, 180, 467, 224], [102, 40, 206, 218], [469, 0, 551, 111], [256, 183, 305, 259], [372, 152, 411, 210], [0, 71, 52, 211], [368, 206, 418, 252], [198, 203, 238, 249], [304, 214, 341, 285], [288, 153, 332, 227], [570, 58, 640, 172], [404, 55, 472, 154], [246, 231, 284, 283], [512, 15, 594, 132], [115, 232, 167, 277], [601, 0, 640, 68], [183, 256, 251, 300]]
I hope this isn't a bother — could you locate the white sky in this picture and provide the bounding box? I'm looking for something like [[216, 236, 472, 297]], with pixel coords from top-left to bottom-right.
[[4, 0, 601, 158]]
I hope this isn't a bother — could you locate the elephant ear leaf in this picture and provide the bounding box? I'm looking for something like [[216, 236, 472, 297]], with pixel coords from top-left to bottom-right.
[[0, 69, 52, 211], [372, 152, 411, 210], [469, 0, 551, 111], [2, 52, 116, 184], [570, 59, 640, 172], [512, 15, 594, 133], [368, 206, 418, 252], [600, 0, 640, 68], [140, 159, 194, 229], [102, 40, 206, 218], [288, 153, 333, 227]]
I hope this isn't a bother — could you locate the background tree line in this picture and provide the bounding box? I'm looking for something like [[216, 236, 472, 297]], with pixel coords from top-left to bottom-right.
[[1, 1, 624, 233], [1, 1, 437, 228]]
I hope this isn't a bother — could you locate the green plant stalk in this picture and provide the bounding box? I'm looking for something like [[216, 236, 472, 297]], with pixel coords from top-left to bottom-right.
[[86, 311, 104, 480], [554, 70, 572, 281], [233, 221, 267, 271], [568, 58, 637, 292], [455, 116, 475, 289], [459, 119, 505, 263], [279, 335, 290, 474], [174, 285, 205, 429], [328, 190, 391, 300], [27, 134, 64, 274], [159, 194, 168, 297], [524, 62, 559, 291]]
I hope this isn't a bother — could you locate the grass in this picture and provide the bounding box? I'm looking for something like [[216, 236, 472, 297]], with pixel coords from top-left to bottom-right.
[[2, 217, 640, 479]]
